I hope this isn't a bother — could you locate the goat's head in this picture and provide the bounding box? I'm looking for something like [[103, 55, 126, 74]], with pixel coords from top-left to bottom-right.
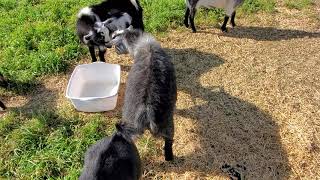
[[111, 27, 142, 55]]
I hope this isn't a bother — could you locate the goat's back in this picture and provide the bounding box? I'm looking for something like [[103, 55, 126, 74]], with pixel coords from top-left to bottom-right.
[[79, 133, 141, 180], [122, 40, 177, 135]]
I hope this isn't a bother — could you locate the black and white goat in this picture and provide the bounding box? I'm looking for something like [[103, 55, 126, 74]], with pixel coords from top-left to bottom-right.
[[79, 123, 141, 180], [184, 0, 244, 32], [76, 0, 144, 62], [112, 29, 177, 161]]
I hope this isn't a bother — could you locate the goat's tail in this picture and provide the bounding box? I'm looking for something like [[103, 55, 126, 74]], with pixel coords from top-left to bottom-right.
[[134, 105, 159, 135]]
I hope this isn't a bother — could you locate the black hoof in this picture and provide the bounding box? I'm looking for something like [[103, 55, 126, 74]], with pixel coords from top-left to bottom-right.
[[165, 153, 174, 161], [184, 20, 189, 28], [221, 27, 228, 32]]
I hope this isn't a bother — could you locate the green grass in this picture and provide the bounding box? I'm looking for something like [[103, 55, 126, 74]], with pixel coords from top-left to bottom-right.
[[284, 0, 313, 10], [0, 107, 115, 179], [0, 0, 278, 179], [0, 103, 157, 179], [0, 0, 276, 84]]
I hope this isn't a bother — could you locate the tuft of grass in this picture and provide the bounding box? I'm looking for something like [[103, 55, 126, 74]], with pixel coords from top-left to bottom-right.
[[141, 0, 186, 33], [284, 0, 313, 10], [0, 108, 114, 179], [0, 0, 99, 83]]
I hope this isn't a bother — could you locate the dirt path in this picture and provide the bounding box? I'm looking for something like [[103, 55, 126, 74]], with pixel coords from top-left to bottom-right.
[[2, 4, 320, 180]]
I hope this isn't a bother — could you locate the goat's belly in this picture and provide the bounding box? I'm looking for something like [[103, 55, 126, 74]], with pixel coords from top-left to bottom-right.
[[196, 0, 228, 9]]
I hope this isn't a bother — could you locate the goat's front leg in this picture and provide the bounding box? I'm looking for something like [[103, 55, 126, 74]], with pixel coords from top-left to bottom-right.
[[89, 46, 97, 62], [98, 46, 106, 62]]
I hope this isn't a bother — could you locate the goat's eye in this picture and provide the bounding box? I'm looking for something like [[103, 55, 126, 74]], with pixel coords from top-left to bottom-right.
[[100, 32, 105, 36]]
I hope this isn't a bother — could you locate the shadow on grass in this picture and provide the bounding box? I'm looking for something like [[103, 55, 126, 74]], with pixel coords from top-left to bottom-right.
[[222, 26, 320, 41], [0, 79, 59, 136], [141, 48, 290, 179]]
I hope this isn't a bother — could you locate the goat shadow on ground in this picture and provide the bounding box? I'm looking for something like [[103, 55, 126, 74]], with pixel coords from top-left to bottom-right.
[[199, 26, 320, 41], [141, 48, 290, 179], [0, 78, 59, 135], [225, 26, 320, 41]]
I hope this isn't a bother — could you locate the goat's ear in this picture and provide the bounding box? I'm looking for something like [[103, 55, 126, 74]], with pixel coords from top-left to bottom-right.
[[112, 29, 125, 39], [94, 22, 102, 29], [127, 25, 133, 31], [102, 18, 114, 26], [83, 31, 94, 43], [84, 34, 92, 41]]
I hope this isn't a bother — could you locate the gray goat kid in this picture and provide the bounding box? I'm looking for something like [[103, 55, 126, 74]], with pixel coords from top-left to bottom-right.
[[79, 123, 141, 180], [112, 29, 177, 161], [184, 0, 244, 32]]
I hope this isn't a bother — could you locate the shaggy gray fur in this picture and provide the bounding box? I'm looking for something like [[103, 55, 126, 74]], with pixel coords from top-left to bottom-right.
[[113, 29, 177, 160]]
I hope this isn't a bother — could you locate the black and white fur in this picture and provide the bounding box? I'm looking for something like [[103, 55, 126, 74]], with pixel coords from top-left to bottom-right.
[[79, 123, 141, 180], [76, 0, 144, 62], [184, 0, 244, 32], [112, 29, 177, 161]]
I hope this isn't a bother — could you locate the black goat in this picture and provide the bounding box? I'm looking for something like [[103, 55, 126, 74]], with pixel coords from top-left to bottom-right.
[[79, 123, 141, 180], [76, 0, 144, 62]]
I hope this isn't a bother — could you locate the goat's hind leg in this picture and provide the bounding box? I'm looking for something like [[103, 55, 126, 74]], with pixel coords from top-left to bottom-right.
[[230, 11, 236, 28], [221, 15, 229, 32], [189, 8, 197, 33], [164, 137, 174, 161], [184, 8, 190, 28], [163, 115, 174, 161]]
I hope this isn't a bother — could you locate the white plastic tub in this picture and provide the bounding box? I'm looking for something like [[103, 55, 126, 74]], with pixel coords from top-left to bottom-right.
[[66, 62, 121, 112]]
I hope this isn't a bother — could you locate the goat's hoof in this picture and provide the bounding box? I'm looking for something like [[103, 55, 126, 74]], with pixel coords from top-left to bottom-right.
[[165, 155, 174, 161], [165, 152, 174, 161], [231, 23, 236, 28], [184, 21, 189, 28], [221, 27, 228, 32], [192, 29, 197, 33]]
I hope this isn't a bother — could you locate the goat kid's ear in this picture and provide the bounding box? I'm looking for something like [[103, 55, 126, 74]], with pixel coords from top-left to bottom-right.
[[94, 22, 102, 29], [127, 25, 133, 31], [84, 33, 93, 42], [112, 29, 125, 39], [102, 18, 115, 26]]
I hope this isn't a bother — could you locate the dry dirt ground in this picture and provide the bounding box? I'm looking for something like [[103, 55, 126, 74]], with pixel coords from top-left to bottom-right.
[[2, 2, 320, 180]]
